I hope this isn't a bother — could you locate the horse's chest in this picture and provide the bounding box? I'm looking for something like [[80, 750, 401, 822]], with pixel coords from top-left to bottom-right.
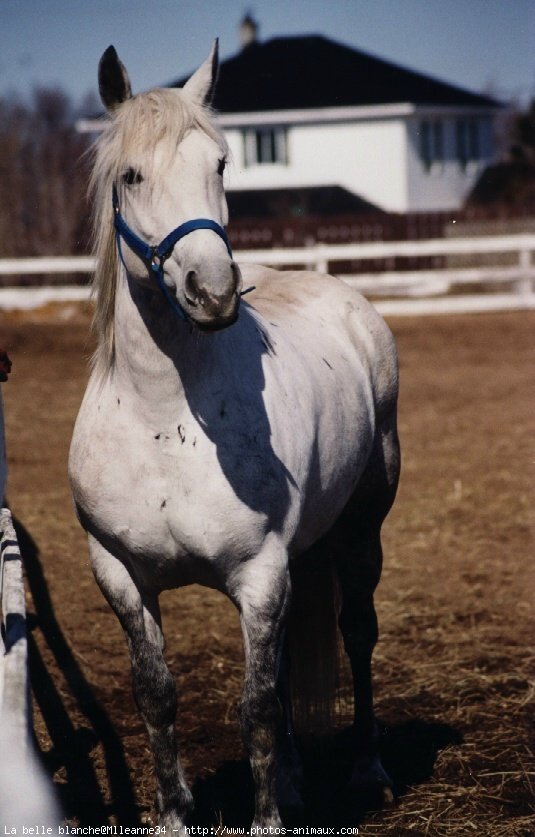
[[71, 404, 277, 563]]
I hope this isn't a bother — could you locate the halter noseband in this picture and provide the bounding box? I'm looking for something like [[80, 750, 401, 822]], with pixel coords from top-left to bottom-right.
[[112, 184, 235, 321]]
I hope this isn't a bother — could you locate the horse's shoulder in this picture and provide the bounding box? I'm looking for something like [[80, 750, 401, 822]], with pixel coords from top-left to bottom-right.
[[240, 264, 386, 336], [240, 264, 357, 314], [240, 264, 398, 413]]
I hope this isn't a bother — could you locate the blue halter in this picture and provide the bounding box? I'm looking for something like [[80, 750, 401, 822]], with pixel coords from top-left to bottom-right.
[[112, 184, 235, 321]]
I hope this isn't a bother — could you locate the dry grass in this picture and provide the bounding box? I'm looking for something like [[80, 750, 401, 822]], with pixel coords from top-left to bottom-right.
[[1, 308, 534, 832]]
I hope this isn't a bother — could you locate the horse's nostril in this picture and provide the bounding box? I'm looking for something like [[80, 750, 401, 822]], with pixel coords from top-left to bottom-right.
[[184, 264, 240, 317], [185, 270, 200, 306]]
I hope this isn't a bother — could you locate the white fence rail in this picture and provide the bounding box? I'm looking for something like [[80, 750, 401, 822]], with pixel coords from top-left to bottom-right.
[[0, 234, 534, 316], [0, 507, 28, 742], [0, 507, 63, 825]]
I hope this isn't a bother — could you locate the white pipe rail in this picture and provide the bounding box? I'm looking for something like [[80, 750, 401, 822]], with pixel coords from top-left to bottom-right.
[[0, 234, 533, 274], [0, 505, 63, 825], [0, 256, 95, 276], [0, 508, 28, 741], [0, 233, 534, 315], [235, 232, 535, 270]]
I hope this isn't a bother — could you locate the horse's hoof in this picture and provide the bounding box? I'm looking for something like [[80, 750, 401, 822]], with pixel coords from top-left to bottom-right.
[[382, 785, 395, 807], [159, 819, 187, 837], [159, 796, 193, 835], [251, 818, 284, 830], [347, 755, 395, 809]]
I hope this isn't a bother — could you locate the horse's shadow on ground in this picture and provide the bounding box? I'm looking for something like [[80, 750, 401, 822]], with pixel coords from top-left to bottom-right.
[[189, 720, 462, 827], [13, 517, 141, 826], [15, 516, 461, 827]]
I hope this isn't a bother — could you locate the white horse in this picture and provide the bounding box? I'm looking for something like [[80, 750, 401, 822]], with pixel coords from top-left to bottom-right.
[[69, 42, 400, 830]]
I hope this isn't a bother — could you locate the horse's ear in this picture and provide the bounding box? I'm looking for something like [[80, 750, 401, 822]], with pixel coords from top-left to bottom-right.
[[98, 46, 132, 112], [183, 40, 219, 106]]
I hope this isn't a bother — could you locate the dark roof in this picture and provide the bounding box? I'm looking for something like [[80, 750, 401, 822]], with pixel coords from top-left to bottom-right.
[[227, 185, 383, 219], [172, 35, 501, 113]]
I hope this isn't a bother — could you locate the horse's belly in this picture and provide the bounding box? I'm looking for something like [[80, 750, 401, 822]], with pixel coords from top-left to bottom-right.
[[290, 413, 375, 555], [259, 345, 376, 555]]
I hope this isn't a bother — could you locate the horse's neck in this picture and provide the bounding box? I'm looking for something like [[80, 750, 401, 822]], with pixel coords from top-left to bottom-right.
[[112, 273, 191, 417], [109, 269, 260, 427]]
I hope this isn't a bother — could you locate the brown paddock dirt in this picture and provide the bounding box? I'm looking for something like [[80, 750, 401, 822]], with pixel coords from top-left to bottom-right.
[[1, 306, 534, 835]]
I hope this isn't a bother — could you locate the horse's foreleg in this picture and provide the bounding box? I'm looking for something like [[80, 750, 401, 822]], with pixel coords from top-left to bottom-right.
[[88, 536, 192, 831], [233, 539, 291, 828]]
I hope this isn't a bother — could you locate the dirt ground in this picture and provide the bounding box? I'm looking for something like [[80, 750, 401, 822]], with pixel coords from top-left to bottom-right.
[[1, 306, 533, 835]]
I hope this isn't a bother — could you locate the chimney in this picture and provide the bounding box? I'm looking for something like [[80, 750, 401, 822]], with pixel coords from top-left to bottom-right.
[[239, 13, 259, 49]]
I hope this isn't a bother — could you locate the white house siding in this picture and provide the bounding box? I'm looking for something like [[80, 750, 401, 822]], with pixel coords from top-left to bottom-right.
[[406, 110, 495, 212], [221, 105, 497, 213], [223, 118, 409, 213]]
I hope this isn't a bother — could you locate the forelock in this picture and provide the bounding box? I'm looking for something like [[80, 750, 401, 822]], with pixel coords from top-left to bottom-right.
[[93, 87, 225, 185]]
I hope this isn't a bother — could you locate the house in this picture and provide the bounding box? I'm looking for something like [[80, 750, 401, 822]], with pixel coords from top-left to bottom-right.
[[170, 17, 502, 214], [78, 17, 502, 215]]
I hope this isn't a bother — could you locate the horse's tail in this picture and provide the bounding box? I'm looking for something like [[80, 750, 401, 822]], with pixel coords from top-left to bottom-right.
[[287, 548, 342, 733]]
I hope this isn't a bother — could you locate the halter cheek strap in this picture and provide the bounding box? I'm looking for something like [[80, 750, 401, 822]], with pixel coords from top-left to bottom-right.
[[112, 185, 237, 321]]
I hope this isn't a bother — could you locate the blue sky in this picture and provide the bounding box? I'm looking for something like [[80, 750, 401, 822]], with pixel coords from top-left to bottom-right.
[[1, 0, 533, 107]]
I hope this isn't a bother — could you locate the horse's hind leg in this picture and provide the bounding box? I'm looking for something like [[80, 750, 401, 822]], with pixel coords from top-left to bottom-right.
[[336, 521, 393, 802], [336, 414, 400, 804], [232, 536, 291, 828], [88, 536, 192, 832], [275, 630, 305, 814]]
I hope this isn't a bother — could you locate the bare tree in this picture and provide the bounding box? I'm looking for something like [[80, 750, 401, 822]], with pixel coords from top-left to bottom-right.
[[467, 99, 535, 212], [0, 88, 92, 262]]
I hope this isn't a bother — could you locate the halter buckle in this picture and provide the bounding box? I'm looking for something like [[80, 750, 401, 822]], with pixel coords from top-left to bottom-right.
[[150, 248, 164, 273]]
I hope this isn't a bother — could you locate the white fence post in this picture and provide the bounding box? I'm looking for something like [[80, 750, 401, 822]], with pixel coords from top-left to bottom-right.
[[314, 243, 328, 274], [517, 246, 533, 303]]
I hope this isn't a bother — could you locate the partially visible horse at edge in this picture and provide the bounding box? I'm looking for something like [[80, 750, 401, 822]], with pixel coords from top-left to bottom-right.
[[69, 42, 401, 830]]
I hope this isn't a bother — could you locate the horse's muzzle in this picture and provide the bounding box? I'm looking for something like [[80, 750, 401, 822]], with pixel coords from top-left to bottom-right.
[[183, 261, 242, 330]]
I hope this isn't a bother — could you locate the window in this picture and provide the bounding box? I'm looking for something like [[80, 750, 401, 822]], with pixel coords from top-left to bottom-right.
[[456, 120, 467, 168], [468, 121, 480, 161], [419, 120, 444, 171], [456, 119, 480, 169], [244, 128, 288, 166], [433, 121, 444, 162]]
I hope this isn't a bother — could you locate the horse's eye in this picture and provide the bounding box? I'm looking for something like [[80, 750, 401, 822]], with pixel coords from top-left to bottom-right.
[[123, 168, 143, 186], [217, 157, 227, 176]]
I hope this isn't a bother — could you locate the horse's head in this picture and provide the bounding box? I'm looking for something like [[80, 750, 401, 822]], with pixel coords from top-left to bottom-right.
[[97, 43, 242, 331]]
